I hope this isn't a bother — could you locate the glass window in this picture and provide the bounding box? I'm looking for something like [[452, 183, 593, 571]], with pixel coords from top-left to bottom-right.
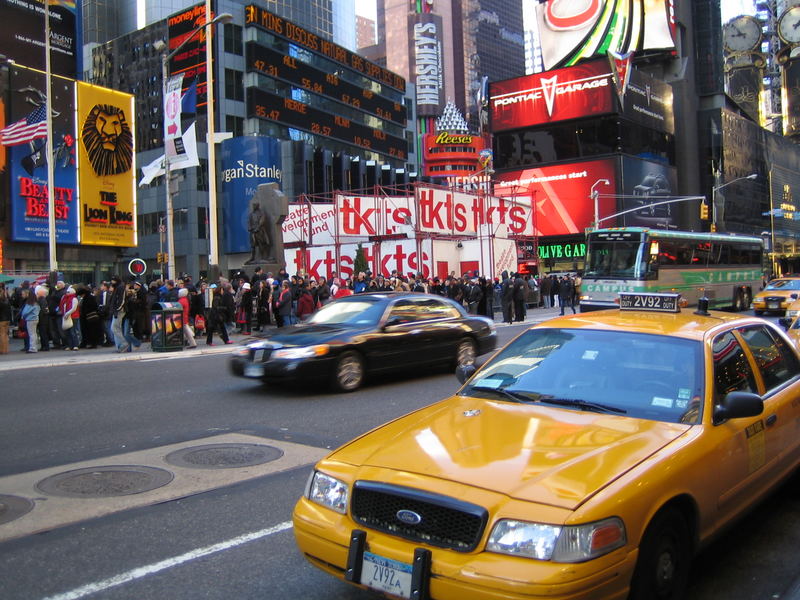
[[224, 23, 243, 55], [461, 328, 704, 424], [712, 331, 757, 400], [414, 298, 461, 320], [738, 326, 800, 391], [387, 299, 422, 323], [225, 68, 244, 101]]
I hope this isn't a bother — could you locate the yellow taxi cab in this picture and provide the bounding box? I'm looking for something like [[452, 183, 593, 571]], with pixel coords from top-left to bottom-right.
[[779, 301, 800, 349], [293, 292, 800, 600], [752, 276, 800, 315]]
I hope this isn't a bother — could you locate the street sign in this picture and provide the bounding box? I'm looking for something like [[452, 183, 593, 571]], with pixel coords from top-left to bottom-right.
[[128, 258, 147, 277], [158, 224, 166, 233]]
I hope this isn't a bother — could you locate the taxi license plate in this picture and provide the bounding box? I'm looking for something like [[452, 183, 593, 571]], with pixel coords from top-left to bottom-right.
[[768, 303, 779, 309], [361, 551, 412, 598], [244, 364, 264, 378]]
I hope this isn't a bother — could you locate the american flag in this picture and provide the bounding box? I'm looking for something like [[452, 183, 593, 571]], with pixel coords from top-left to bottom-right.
[[0, 104, 48, 146]]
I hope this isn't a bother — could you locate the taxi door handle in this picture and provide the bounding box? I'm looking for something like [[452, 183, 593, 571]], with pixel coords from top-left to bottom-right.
[[765, 414, 777, 427]]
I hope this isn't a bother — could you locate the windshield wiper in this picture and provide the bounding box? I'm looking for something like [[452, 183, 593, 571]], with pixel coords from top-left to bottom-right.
[[535, 396, 627, 414], [467, 386, 537, 403]]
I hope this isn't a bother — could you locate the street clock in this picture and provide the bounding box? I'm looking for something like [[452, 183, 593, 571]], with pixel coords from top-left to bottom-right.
[[723, 15, 762, 52]]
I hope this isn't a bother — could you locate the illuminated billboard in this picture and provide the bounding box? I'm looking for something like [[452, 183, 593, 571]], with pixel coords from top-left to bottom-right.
[[534, 0, 676, 71], [167, 2, 213, 111], [410, 13, 445, 117], [490, 58, 674, 134], [493, 158, 618, 236]]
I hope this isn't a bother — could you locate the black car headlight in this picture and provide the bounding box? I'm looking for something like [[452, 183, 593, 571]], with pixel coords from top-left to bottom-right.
[[273, 345, 330, 359]]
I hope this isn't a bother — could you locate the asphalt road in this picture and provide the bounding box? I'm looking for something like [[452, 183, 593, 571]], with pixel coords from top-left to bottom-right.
[[1, 320, 799, 600]]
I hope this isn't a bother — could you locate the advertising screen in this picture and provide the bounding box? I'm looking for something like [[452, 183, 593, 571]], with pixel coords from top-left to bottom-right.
[[409, 12, 445, 117], [5, 66, 78, 244], [220, 136, 283, 254], [0, 0, 80, 78], [533, 0, 676, 71], [490, 59, 615, 132], [493, 158, 618, 236], [167, 2, 213, 111], [77, 82, 137, 247], [619, 156, 678, 228]]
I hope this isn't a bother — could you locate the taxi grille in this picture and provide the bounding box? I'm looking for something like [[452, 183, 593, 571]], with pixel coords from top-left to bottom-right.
[[350, 481, 487, 552]]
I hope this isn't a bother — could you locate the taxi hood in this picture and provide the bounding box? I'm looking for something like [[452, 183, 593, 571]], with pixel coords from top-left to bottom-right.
[[333, 397, 691, 510]]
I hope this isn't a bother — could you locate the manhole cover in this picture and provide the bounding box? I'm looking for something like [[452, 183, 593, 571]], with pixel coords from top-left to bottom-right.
[[0, 494, 34, 525], [165, 443, 283, 470], [36, 466, 174, 498]]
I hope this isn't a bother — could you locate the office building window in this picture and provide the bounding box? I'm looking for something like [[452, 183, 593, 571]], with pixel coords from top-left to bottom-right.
[[225, 69, 244, 101], [224, 23, 243, 55], [226, 115, 244, 138]]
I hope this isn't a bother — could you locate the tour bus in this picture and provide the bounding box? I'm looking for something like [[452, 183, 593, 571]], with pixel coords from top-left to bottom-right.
[[579, 227, 764, 312]]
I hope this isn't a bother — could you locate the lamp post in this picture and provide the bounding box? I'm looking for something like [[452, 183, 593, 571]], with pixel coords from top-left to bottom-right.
[[711, 173, 757, 232], [590, 179, 611, 229], [156, 11, 232, 282]]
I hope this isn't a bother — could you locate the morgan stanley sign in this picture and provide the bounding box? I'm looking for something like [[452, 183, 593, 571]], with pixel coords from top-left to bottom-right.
[[411, 13, 445, 117], [220, 136, 283, 254]]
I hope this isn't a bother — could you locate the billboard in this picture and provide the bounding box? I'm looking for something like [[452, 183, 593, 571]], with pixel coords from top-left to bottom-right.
[[335, 195, 416, 237], [490, 59, 615, 132], [5, 65, 78, 244], [493, 158, 618, 236], [622, 67, 675, 134], [0, 0, 81, 78], [220, 136, 283, 254], [410, 13, 445, 117], [77, 82, 137, 247], [167, 2, 213, 111], [534, 0, 676, 71], [619, 156, 678, 228]]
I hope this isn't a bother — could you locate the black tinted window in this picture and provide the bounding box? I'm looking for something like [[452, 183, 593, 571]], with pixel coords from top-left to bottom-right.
[[712, 331, 757, 400], [739, 326, 800, 391]]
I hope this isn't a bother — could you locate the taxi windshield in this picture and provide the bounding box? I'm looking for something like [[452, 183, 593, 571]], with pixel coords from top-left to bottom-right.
[[462, 328, 704, 424], [765, 279, 800, 291], [306, 297, 387, 326]]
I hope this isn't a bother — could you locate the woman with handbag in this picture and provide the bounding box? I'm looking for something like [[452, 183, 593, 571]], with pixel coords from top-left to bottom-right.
[[0, 283, 10, 354], [20, 290, 40, 353], [59, 286, 80, 351]]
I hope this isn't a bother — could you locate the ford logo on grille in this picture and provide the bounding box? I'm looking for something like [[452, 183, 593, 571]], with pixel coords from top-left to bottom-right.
[[396, 509, 423, 526]]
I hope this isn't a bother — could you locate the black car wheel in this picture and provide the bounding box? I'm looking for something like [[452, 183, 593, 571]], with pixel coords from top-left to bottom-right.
[[332, 351, 365, 392], [629, 507, 691, 600], [454, 338, 477, 369]]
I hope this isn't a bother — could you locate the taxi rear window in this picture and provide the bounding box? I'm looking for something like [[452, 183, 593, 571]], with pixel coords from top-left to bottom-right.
[[463, 328, 704, 424]]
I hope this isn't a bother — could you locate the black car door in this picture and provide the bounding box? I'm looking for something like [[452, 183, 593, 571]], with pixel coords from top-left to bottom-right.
[[366, 298, 429, 372]]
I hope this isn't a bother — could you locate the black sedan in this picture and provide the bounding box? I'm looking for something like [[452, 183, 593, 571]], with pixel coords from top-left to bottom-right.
[[229, 292, 497, 392]]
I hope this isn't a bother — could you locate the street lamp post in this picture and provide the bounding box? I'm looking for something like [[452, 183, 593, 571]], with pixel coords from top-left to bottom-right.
[[590, 179, 611, 229], [156, 11, 232, 282], [712, 173, 757, 231]]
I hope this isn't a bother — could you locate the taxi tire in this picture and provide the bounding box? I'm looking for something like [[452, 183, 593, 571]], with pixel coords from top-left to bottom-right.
[[332, 350, 365, 393], [629, 507, 690, 600]]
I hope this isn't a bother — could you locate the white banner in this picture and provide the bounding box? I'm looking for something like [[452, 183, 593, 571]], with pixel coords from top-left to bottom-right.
[[415, 186, 534, 235], [335, 195, 415, 237], [282, 202, 337, 246]]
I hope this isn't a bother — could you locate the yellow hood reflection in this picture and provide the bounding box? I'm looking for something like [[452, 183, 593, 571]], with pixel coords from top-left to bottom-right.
[[336, 397, 690, 510]]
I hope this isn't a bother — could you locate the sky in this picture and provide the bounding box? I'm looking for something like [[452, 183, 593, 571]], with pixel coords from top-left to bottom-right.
[[355, 0, 376, 20], [721, 0, 757, 22]]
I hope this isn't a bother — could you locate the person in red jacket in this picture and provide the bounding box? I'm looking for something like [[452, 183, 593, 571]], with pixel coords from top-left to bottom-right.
[[295, 281, 316, 321], [178, 288, 197, 348]]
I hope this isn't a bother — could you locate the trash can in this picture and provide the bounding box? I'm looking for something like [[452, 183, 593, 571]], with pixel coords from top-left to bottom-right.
[[150, 302, 184, 352]]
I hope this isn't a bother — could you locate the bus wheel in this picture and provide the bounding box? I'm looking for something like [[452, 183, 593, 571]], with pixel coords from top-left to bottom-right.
[[733, 290, 745, 312]]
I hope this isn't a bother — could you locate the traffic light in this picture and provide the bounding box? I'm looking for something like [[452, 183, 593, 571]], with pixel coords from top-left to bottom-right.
[[156, 252, 164, 263], [700, 202, 709, 220], [162, 253, 169, 265]]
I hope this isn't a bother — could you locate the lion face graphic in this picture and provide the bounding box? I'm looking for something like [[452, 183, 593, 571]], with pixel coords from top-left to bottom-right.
[[82, 104, 133, 176]]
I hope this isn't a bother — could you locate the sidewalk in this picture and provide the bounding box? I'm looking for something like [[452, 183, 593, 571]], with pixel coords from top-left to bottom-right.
[[0, 305, 567, 372]]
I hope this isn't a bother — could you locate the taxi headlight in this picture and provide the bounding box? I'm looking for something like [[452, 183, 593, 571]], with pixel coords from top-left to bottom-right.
[[487, 517, 626, 563], [273, 345, 330, 359], [307, 471, 348, 514]]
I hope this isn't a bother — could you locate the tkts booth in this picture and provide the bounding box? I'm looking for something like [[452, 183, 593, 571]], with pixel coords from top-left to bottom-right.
[[281, 187, 532, 281], [489, 55, 678, 274]]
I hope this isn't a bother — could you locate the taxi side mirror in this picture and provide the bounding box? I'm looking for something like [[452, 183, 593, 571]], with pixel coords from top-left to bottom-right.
[[778, 317, 792, 330], [456, 364, 477, 383], [792, 294, 799, 300], [713, 391, 763, 425]]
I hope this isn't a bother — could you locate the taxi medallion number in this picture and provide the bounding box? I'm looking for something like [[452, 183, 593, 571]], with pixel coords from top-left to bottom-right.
[[619, 292, 680, 313], [361, 551, 412, 598]]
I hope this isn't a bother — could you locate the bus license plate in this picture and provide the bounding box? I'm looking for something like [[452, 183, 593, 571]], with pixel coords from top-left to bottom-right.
[[361, 551, 412, 598]]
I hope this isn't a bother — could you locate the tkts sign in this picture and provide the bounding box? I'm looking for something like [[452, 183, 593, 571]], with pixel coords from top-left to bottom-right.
[[490, 58, 614, 132]]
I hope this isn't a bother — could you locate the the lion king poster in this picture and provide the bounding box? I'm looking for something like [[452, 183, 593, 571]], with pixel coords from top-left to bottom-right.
[[77, 82, 136, 247]]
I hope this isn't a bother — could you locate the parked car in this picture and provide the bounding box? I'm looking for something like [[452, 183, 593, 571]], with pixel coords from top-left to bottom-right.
[[294, 292, 800, 599], [230, 292, 497, 392]]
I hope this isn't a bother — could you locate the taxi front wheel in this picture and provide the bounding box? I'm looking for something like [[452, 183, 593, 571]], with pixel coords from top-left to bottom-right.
[[629, 507, 690, 600]]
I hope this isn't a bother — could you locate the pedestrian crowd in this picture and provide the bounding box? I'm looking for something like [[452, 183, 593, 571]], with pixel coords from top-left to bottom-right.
[[0, 267, 582, 356]]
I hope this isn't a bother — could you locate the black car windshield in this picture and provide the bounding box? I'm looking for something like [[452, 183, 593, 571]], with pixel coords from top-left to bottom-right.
[[765, 279, 800, 291], [461, 328, 704, 424], [306, 297, 387, 326]]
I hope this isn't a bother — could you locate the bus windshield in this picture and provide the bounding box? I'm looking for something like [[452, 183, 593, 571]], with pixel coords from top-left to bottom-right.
[[585, 240, 642, 278]]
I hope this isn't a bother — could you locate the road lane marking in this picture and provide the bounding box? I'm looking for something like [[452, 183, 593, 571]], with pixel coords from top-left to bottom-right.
[[42, 520, 293, 600], [0, 433, 326, 543]]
